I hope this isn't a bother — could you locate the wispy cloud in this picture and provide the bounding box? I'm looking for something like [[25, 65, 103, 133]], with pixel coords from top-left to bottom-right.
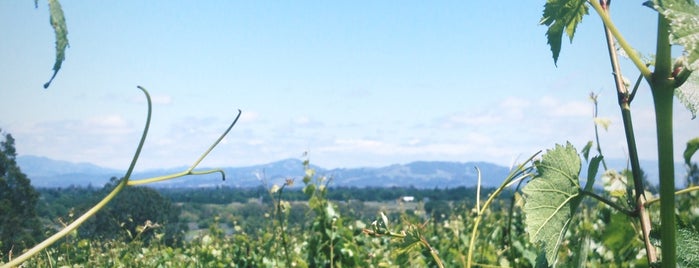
[[6, 92, 696, 172], [293, 115, 324, 127], [9, 115, 139, 169], [129, 93, 173, 105]]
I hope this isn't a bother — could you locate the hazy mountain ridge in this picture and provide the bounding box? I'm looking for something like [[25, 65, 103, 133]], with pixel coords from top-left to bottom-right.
[[17, 155, 688, 189], [17, 155, 510, 188]]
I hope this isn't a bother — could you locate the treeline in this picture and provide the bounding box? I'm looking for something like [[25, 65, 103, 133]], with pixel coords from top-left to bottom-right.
[[157, 185, 511, 204], [31, 183, 519, 249], [37, 178, 184, 246]]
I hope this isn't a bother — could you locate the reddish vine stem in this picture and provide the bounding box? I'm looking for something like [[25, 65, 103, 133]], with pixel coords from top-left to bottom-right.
[[598, 0, 657, 263]]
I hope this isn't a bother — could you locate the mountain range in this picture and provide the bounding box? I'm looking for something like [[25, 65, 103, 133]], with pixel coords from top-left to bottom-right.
[[16, 155, 689, 189], [16, 155, 512, 188]]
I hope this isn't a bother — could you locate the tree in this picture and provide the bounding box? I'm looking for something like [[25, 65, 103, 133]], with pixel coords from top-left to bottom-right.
[[0, 129, 42, 258], [424, 199, 451, 222], [79, 177, 184, 245]]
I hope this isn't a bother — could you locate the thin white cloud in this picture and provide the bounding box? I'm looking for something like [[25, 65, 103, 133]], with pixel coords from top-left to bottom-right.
[[151, 94, 173, 105], [85, 115, 133, 135], [443, 113, 502, 128], [130, 93, 173, 105], [239, 110, 260, 124], [7, 91, 695, 172], [320, 133, 494, 158], [293, 115, 324, 127], [541, 98, 592, 118], [8, 116, 139, 169]]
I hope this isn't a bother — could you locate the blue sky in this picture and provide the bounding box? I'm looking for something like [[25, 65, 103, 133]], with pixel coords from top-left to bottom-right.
[[0, 1, 696, 171]]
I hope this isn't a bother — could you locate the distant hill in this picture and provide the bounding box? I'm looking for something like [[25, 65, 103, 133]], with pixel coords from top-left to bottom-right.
[[17, 155, 510, 188], [326, 161, 509, 188], [16, 155, 689, 189], [16, 155, 122, 187]]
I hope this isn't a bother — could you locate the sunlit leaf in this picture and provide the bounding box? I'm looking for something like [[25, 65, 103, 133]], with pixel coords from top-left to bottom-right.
[[540, 0, 589, 65], [522, 142, 582, 265], [684, 137, 699, 165], [647, 0, 699, 118], [593, 117, 612, 131], [676, 72, 699, 119], [646, 0, 699, 70], [43, 0, 69, 89]]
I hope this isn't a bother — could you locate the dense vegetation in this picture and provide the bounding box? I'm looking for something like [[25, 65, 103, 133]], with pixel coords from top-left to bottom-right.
[[0, 130, 42, 255], [157, 185, 501, 204], [1, 165, 696, 267], [34, 185, 502, 237]]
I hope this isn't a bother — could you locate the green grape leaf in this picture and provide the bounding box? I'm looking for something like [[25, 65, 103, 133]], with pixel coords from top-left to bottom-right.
[[43, 0, 69, 89], [522, 142, 582, 265], [646, 0, 699, 70], [684, 137, 699, 165], [540, 0, 589, 66], [678, 227, 699, 267], [601, 212, 636, 252], [585, 155, 603, 192], [581, 140, 593, 162], [676, 72, 699, 119]]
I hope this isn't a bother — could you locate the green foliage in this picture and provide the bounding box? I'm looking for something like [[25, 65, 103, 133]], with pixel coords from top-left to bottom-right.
[[646, 0, 699, 70], [159, 185, 495, 204], [684, 137, 699, 166], [539, 0, 589, 65], [43, 0, 69, 89], [600, 212, 638, 263], [584, 155, 603, 192], [685, 137, 699, 191], [79, 177, 183, 245], [301, 158, 363, 267], [676, 69, 699, 118], [537, 0, 699, 265], [424, 200, 451, 222], [7, 168, 696, 267], [0, 129, 42, 258], [677, 227, 699, 267], [521, 142, 582, 265]]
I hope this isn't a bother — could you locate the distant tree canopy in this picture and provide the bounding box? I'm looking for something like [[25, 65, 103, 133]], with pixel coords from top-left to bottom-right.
[[79, 177, 183, 245], [424, 199, 452, 222], [158, 185, 504, 204], [0, 129, 42, 256]]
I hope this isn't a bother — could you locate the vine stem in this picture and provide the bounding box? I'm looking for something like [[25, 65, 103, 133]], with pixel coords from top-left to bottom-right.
[[645, 185, 699, 206], [596, 1, 657, 263], [1, 86, 153, 268], [588, 0, 652, 81], [466, 152, 538, 268], [653, 10, 677, 267], [653, 87, 676, 267], [2, 178, 128, 268], [127, 109, 241, 186], [2, 87, 240, 267], [580, 190, 635, 216]]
